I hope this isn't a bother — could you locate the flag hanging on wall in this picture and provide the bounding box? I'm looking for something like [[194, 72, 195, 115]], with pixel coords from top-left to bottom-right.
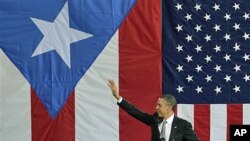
[[162, 0, 250, 141]]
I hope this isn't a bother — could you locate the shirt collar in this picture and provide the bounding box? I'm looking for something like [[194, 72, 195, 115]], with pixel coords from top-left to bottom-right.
[[164, 113, 174, 124]]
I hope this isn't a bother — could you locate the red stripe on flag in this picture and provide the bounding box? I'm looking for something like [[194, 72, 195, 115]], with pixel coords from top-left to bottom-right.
[[119, 0, 161, 140], [194, 105, 210, 141], [31, 88, 75, 141], [227, 104, 243, 141]]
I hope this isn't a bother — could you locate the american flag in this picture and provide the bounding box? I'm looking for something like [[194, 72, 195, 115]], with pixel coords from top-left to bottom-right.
[[162, 0, 250, 141]]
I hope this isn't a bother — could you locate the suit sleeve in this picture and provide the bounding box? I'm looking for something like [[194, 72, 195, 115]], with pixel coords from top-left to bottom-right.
[[118, 99, 154, 126]]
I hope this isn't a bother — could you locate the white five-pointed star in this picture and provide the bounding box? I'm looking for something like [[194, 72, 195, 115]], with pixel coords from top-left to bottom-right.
[[214, 45, 221, 53], [233, 64, 241, 72], [185, 13, 192, 21], [224, 13, 231, 21], [176, 24, 183, 32], [243, 53, 250, 61], [233, 85, 240, 93], [214, 86, 222, 94], [213, 3, 220, 11], [31, 2, 93, 68], [195, 45, 202, 53], [186, 75, 193, 82], [175, 3, 183, 10], [185, 34, 193, 42], [194, 24, 202, 32], [243, 32, 250, 40], [176, 85, 184, 93], [176, 64, 184, 72], [224, 54, 231, 61], [204, 13, 211, 21], [224, 33, 231, 41], [185, 55, 193, 62], [233, 23, 240, 31], [243, 12, 250, 20], [214, 64, 222, 72], [195, 65, 203, 72], [224, 75, 232, 82], [232, 3, 240, 10], [194, 4, 201, 11], [243, 74, 250, 82], [233, 43, 241, 52], [204, 34, 212, 42], [176, 44, 183, 52], [195, 86, 203, 94], [205, 75, 212, 82], [204, 55, 212, 63], [213, 24, 221, 32]]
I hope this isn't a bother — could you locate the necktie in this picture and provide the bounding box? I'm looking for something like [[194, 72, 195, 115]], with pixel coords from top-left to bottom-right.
[[160, 120, 167, 141]]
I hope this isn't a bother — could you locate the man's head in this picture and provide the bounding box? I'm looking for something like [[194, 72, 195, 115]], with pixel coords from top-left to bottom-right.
[[156, 94, 177, 119]]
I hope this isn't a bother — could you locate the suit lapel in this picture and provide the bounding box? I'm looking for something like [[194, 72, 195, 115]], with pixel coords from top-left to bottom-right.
[[169, 116, 178, 141]]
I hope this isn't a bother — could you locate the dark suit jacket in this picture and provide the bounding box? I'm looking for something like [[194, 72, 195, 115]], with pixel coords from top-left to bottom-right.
[[118, 99, 199, 141]]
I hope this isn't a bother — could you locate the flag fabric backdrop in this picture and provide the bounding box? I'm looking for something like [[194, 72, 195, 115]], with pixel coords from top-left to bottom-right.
[[2, 0, 250, 141], [0, 0, 161, 141], [162, 0, 250, 141]]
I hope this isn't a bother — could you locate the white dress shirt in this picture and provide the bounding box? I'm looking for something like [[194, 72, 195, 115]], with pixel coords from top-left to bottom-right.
[[158, 114, 174, 141]]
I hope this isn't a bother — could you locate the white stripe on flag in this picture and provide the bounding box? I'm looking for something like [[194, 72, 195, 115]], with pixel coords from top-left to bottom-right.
[[0, 49, 31, 141], [210, 104, 227, 141], [243, 104, 250, 124], [75, 31, 119, 141], [177, 104, 194, 127]]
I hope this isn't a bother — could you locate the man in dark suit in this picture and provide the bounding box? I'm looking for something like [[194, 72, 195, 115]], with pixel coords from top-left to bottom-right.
[[108, 80, 199, 141]]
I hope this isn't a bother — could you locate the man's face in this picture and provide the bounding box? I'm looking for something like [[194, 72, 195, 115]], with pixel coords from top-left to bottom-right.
[[156, 98, 172, 118]]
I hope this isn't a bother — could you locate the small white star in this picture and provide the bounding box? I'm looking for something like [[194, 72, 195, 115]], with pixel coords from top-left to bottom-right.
[[194, 24, 202, 32], [233, 43, 241, 52], [232, 3, 240, 10], [175, 3, 183, 11], [243, 12, 250, 20], [194, 4, 201, 11], [176, 44, 183, 52], [204, 55, 212, 63], [176, 85, 184, 93], [224, 54, 231, 62], [213, 3, 220, 11], [224, 13, 231, 21], [214, 64, 222, 72], [185, 55, 193, 63], [243, 32, 250, 40], [243, 74, 250, 82], [186, 75, 193, 83], [185, 13, 192, 21], [233, 85, 240, 93], [233, 23, 240, 31], [233, 64, 241, 72], [213, 24, 221, 32], [214, 45, 221, 53], [176, 64, 184, 72], [195, 45, 202, 53], [224, 75, 232, 82], [185, 34, 193, 42], [214, 86, 222, 94], [176, 24, 183, 32], [204, 34, 212, 42], [224, 33, 231, 41], [195, 65, 203, 72], [243, 53, 250, 61], [195, 86, 203, 94], [205, 75, 212, 82], [204, 13, 211, 21]]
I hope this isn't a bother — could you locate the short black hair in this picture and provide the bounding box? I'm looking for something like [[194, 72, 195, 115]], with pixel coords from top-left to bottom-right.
[[160, 94, 177, 110]]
